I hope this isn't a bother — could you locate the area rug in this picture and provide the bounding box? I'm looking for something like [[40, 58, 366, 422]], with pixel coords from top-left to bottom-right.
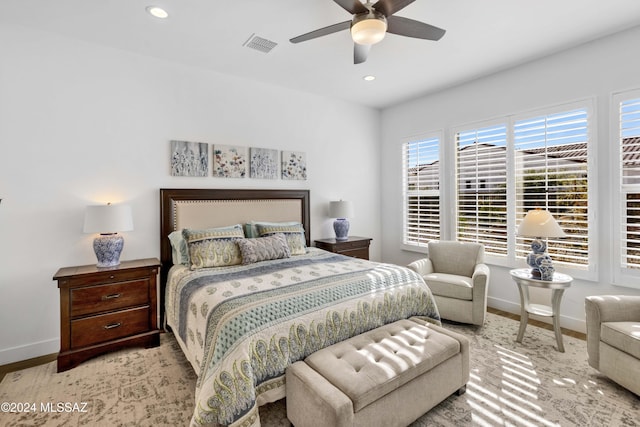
[[1, 312, 637, 426]]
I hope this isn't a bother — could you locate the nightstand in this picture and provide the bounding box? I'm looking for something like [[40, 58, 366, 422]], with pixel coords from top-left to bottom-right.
[[314, 236, 372, 260], [53, 258, 161, 372]]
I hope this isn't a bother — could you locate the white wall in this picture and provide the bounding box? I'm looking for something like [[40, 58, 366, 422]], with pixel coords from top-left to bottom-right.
[[0, 23, 382, 364], [381, 25, 640, 333]]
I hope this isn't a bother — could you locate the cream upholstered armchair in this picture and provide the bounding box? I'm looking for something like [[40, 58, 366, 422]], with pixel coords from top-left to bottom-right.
[[408, 241, 490, 326], [584, 295, 640, 396]]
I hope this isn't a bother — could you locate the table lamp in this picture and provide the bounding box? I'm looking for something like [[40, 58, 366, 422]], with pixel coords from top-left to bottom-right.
[[83, 203, 134, 267], [517, 209, 566, 281], [329, 200, 354, 241]]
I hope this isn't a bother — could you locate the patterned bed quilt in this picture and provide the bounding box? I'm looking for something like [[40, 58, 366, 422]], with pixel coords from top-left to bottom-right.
[[165, 247, 440, 427]]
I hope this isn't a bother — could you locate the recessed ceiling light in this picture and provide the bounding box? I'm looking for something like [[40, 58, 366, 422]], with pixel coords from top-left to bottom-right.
[[363, 75, 376, 81], [146, 6, 169, 19]]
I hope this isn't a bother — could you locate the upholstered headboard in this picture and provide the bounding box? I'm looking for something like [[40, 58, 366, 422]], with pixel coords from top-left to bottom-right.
[[159, 188, 310, 325]]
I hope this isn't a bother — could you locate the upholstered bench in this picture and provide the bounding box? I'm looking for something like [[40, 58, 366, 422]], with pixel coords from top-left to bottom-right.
[[286, 318, 469, 427]]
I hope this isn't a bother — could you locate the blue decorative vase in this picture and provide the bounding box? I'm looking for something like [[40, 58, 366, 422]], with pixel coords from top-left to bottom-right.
[[93, 234, 125, 267], [333, 218, 350, 241]]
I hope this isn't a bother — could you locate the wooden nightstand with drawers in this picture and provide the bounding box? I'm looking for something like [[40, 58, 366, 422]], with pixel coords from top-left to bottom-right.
[[314, 236, 372, 260], [53, 258, 161, 372]]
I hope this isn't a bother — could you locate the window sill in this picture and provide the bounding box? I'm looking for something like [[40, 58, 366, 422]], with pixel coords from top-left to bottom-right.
[[401, 243, 428, 254]]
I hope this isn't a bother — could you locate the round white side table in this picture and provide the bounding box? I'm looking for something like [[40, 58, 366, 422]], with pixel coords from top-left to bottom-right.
[[509, 268, 573, 352]]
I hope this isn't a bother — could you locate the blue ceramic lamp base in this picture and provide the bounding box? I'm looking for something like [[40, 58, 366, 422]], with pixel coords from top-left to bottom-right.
[[333, 218, 350, 241], [93, 234, 124, 267], [525, 237, 555, 281]]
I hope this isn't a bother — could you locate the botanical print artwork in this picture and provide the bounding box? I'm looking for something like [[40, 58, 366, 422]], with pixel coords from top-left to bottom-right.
[[170, 140, 208, 177], [281, 151, 307, 180], [213, 145, 247, 178], [250, 147, 278, 179]]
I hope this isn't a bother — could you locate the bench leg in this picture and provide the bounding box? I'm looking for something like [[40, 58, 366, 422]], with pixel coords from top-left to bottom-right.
[[455, 385, 466, 396]]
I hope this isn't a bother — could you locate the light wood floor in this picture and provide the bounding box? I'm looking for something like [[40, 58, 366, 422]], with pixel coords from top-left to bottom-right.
[[488, 307, 586, 340], [0, 308, 585, 383]]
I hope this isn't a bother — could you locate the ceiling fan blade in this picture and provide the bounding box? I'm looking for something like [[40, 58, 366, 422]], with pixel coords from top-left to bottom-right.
[[290, 20, 351, 43], [386, 15, 446, 41], [354, 43, 370, 64], [333, 0, 368, 14], [373, 0, 416, 17]]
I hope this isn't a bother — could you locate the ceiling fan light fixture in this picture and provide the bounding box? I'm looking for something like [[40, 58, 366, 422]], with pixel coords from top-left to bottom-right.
[[290, 1, 444, 64], [351, 14, 387, 45]]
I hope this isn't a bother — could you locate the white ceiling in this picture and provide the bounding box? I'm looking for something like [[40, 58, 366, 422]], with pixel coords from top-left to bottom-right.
[[3, 0, 640, 109]]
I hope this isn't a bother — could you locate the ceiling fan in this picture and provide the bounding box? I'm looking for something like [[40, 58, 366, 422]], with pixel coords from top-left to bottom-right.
[[290, 0, 446, 64]]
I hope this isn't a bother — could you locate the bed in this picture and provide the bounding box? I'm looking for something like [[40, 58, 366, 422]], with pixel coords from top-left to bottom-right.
[[159, 188, 441, 427]]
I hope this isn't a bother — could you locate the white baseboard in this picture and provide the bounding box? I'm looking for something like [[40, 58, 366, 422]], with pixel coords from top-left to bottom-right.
[[487, 296, 521, 315], [488, 296, 586, 334], [0, 338, 59, 366]]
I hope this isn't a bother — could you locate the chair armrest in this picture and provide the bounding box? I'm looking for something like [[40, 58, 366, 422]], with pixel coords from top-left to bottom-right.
[[584, 295, 640, 369], [472, 263, 490, 292], [472, 263, 490, 284], [585, 295, 640, 323], [407, 258, 434, 276], [468, 263, 490, 325], [471, 263, 490, 302]]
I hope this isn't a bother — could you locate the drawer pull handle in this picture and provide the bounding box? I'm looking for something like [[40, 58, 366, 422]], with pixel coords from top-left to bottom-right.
[[102, 293, 121, 300], [109, 275, 115, 279], [103, 322, 122, 330]]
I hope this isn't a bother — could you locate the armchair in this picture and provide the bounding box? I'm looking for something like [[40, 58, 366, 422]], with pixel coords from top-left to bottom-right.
[[584, 295, 640, 396], [408, 241, 490, 326]]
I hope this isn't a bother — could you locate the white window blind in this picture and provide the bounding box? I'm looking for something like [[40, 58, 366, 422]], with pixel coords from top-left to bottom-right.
[[403, 136, 440, 247], [514, 108, 590, 268], [619, 97, 640, 270], [455, 124, 508, 256]]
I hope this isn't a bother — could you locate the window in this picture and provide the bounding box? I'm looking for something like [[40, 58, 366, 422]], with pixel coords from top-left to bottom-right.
[[455, 124, 508, 256], [402, 102, 593, 275], [447, 102, 592, 273], [514, 108, 590, 269], [616, 93, 640, 273], [403, 135, 441, 248]]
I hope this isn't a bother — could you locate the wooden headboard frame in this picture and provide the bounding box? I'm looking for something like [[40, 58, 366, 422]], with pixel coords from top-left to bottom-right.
[[159, 188, 310, 325]]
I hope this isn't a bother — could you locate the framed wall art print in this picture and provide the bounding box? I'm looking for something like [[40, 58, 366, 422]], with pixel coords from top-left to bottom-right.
[[250, 147, 279, 179], [170, 140, 208, 177], [281, 151, 307, 180], [213, 144, 247, 178]]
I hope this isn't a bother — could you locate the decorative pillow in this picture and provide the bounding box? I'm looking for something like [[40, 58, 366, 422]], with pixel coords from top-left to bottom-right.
[[236, 233, 291, 265], [182, 224, 245, 269], [245, 221, 300, 239], [255, 222, 307, 255], [168, 230, 189, 265]]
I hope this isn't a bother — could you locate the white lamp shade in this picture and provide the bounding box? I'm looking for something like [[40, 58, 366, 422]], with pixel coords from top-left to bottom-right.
[[329, 201, 354, 219], [351, 17, 387, 45], [83, 204, 134, 234], [517, 209, 566, 238]]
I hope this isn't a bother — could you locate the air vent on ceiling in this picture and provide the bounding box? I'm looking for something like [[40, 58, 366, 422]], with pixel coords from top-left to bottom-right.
[[243, 34, 277, 53]]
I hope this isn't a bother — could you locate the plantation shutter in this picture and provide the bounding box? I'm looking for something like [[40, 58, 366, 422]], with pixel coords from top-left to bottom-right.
[[513, 108, 589, 267], [403, 136, 440, 247], [619, 97, 640, 270], [455, 125, 508, 256]]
